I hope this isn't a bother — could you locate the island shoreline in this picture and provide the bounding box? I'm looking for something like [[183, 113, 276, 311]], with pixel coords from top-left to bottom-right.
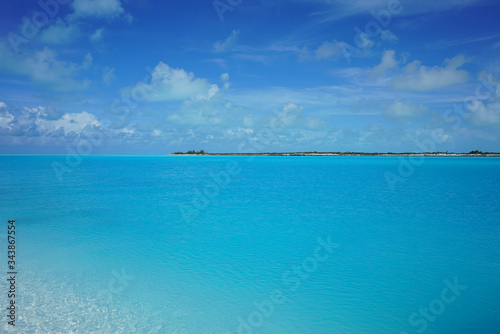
[[171, 152, 500, 157]]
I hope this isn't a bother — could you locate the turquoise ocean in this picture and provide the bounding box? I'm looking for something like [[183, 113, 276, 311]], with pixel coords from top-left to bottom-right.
[[0, 155, 499, 333]]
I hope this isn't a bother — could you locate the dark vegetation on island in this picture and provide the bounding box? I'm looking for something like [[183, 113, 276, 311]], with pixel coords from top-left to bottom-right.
[[172, 150, 500, 156], [173, 150, 205, 155]]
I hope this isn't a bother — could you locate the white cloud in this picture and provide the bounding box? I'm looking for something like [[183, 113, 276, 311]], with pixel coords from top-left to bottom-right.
[[73, 0, 125, 19], [0, 102, 7, 109], [384, 99, 430, 119], [315, 38, 371, 60], [380, 30, 398, 43], [0, 106, 102, 139], [0, 47, 92, 91], [129, 62, 217, 102], [46, 111, 102, 135], [220, 73, 230, 89], [214, 30, 240, 53], [371, 50, 398, 78], [316, 40, 344, 59], [39, 20, 80, 44], [82, 53, 93, 69], [0, 109, 14, 130], [102, 66, 115, 85], [114, 127, 135, 135], [124, 13, 134, 24], [467, 100, 500, 127], [273, 102, 302, 127], [392, 55, 470, 91], [36, 0, 128, 45], [355, 32, 374, 49], [167, 98, 223, 126], [265, 102, 328, 130], [305, 117, 329, 130], [90, 28, 105, 43]]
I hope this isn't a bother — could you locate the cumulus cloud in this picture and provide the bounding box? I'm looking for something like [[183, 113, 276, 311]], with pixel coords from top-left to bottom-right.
[[167, 101, 223, 126], [45, 111, 102, 135], [392, 55, 470, 91], [304, 117, 329, 130], [316, 40, 344, 59], [354, 32, 374, 49], [0, 105, 102, 140], [35, 0, 128, 46], [162, 92, 328, 136], [371, 50, 398, 78], [214, 30, 240, 53], [130, 62, 217, 102], [270, 102, 302, 127], [165, 85, 239, 126], [380, 30, 398, 43], [39, 20, 80, 45], [0, 47, 92, 91], [220, 72, 230, 89], [384, 99, 430, 120], [0, 107, 14, 130], [0, 101, 334, 152], [467, 100, 500, 127], [266, 102, 328, 130], [90, 28, 105, 43]]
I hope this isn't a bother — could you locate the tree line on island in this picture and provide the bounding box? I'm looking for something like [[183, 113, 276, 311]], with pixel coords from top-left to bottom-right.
[[171, 150, 498, 156], [173, 150, 205, 155]]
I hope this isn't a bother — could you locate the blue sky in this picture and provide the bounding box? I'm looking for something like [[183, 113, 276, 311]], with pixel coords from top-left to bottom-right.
[[1, 0, 500, 154]]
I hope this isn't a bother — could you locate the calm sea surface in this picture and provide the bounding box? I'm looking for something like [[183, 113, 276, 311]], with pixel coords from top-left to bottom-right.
[[0, 155, 499, 333]]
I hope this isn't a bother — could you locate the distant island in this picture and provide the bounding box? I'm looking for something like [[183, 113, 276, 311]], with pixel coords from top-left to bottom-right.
[[172, 150, 500, 157]]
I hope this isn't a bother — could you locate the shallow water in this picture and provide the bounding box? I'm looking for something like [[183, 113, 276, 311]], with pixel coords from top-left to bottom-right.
[[0, 156, 499, 333]]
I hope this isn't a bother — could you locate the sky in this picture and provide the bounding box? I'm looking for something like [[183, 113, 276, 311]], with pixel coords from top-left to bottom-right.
[[0, 0, 500, 154]]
